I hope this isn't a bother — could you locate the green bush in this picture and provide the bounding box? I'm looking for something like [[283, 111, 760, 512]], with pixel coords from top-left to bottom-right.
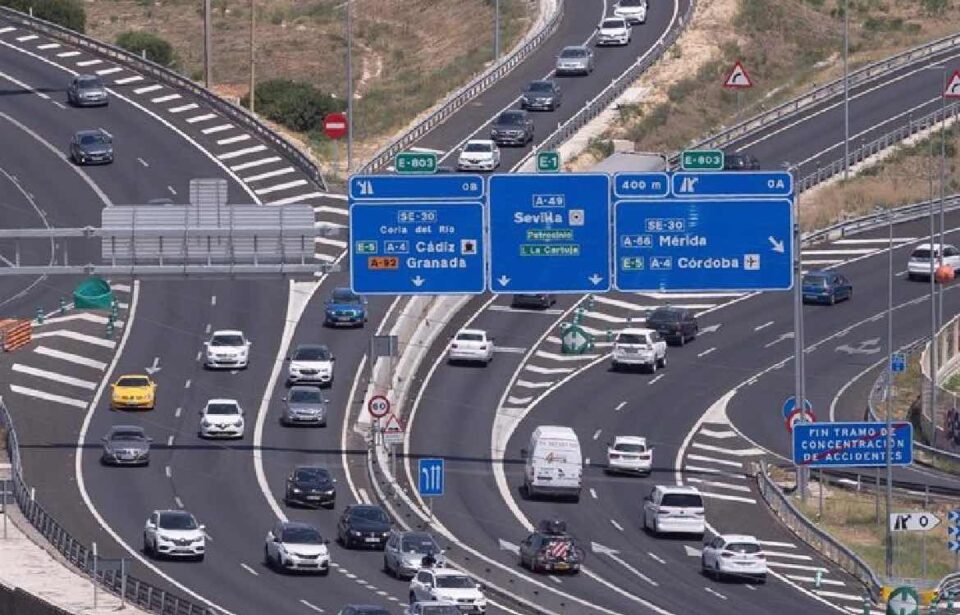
[[0, 0, 85, 32], [241, 79, 343, 133], [115, 31, 175, 67]]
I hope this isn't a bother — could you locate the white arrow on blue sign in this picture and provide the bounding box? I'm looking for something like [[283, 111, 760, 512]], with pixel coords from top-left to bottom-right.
[[949, 540, 960, 552], [782, 396, 813, 420], [948, 526, 960, 537], [418, 458, 444, 497], [949, 510, 960, 523]]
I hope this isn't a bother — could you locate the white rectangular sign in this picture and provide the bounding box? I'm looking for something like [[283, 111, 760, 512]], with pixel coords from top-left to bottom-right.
[[889, 512, 941, 532]]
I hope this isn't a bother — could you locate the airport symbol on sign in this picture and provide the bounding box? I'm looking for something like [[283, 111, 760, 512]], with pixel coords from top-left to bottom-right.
[[889, 512, 941, 532], [723, 60, 753, 89], [418, 458, 444, 497]]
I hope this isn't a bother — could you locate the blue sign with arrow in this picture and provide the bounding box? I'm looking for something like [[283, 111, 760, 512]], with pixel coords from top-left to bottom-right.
[[671, 171, 793, 198], [782, 396, 813, 420], [792, 421, 913, 468], [349, 174, 484, 201], [488, 173, 611, 293], [418, 458, 444, 497], [949, 510, 960, 523], [613, 199, 793, 292]]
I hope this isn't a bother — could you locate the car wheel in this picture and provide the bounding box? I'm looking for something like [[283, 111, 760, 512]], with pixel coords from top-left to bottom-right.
[[649, 360, 657, 374], [320, 567, 330, 577], [659, 355, 667, 368], [265, 546, 272, 566], [383, 556, 393, 576], [410, 592, 417, 605], [713, 562, 722, 581], [829, 292, 836, 305], [144, 534, 153, 556]]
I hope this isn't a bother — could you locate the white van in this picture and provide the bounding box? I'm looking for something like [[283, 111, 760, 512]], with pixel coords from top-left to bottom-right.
[[522, 426, 583, 502]]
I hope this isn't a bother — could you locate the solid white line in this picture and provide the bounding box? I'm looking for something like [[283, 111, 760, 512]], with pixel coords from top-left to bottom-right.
[[649, 374, 664, 385], [33, 346, 107, 370], [151, 93, 181, 103], [167, 102, 199, 113], [683, 465, 746, 478], [32, 330, 116, 348], [95, 67, 122, 75], [37, 43, 59, 49], [111, 283, 131, 293], [240, 563, 259, 576], [8, 385, 87, 408], [136, 156, 149, 167], [201, 124, 233, 135], [581, 310, 631, 324], [832, 238, 915, 245], [786, 574, 845, 586], [697, 491, 756, 504], [186, 113, 217, 123], [765, 561, 829, 572], [704, 587, 727, 601], [699, 428, 737, 439], [56, 50, 80, 57], [686, 453, 743, 468], [174, 496, 184, 508], [254, 179, 308, 195], [754, 320, 774, 331], [0, 27, 16, 34], [487, 304, 564, 315], [39, 312, 119, 327], [216, 134, 251, 145], [217, 145, 267, 160], [803, 248, 877, 256], [494, 346, 527, 354], [15, 35, 37, 41], [691, 442, 765, 456], [534, 350, 600, 361], [515, 379, 553, 389], [267, 192, 327, 205], [648, 552, 666, 564], [755, 540, 796, 549], [313, 205, 348, 216], [763, 550, 813, 561], [685, 477, 752, 493], [12, 364, 97, 390], [523, 364, 575, 375], [615, 401, 627, 411], [114, 75, 144, 84], [299, 599, 324, 613], [229, 156, 281, 171], [803, 259, 846, 266], [610, 519, 624, 532], [315, 237, 347, 249], [133, 84, 163, 94], [357, 487, 370, 505], [590, 295, 657, 312], [76, 59, 101, 66], [815, 591, 865, 602], [697, 347, 716, 358], [506, 395, 533, 405]]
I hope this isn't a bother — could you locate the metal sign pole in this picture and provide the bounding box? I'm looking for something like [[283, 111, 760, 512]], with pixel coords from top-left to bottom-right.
[[922, 484, 929, 578], [792, 185, 807, 499], [2, 479, 6, 540], [885, 208, 895, 578], [121, 558, 127, 608], [92, 542, 98, 609]]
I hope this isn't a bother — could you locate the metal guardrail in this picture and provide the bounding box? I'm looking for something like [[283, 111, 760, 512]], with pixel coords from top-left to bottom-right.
[[0, 7, 327, 194], [803, 194, 960, 246], [358, 0, 566, 175], [757, 460, 883, 600], [516, 0, 698, 170], [0, 397, 213, 615]]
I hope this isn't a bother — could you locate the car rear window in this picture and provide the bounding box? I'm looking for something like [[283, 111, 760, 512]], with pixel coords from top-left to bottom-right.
[[498, 112, 525, 125], [457, 333, 484, 342], [78, 77, 102, 88], [911, 249, 935, 259], [617, 333, 648, 344], [528, 82, 553, 92], [281, 526, 323, 544], [648, 309, 680, 323], [725, 542, 761, 554], [211, 335, 244, 346], [561, 48, 587, 58], [111, 430, 145, 441], [435, 575, 474, 589], [802, 275, 828, 287], [332, 289, 361, 303], [602, 18, 624, 27], [117, 377, 149, 387], [661, 493, 703, 507], [351, 507, 389, 523], [464, 142, 492, 152], [614, 443, 646, 453]]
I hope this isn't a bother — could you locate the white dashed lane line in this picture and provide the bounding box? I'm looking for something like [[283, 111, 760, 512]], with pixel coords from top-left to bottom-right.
[[168, 103, 199, 113], [152, 94, 181, 103], [610, 519, 624, 532], [299, 599, 324, 613], [240, 563, 258, 576], [648, 552, 666, 564], [133, 84, 163, 94]]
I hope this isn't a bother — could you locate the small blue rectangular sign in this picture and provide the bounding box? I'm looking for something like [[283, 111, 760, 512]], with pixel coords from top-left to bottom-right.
[[613, 199, 793, 291], [350, 174, 485, 201], [488, 173, 611, 293], [613, 173, 670, 199], [418, 458, 444, 497], [671, 171, 793, 198], [792, 421, 913, 468], [349, 202, 484, 295], [891, 353, 907, 373]]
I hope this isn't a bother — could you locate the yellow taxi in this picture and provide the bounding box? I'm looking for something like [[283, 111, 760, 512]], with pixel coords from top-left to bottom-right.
[[110, 374, 157, 410]]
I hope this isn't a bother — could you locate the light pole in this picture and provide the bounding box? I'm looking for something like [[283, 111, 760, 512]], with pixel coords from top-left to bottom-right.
[[785, 161, 807, 499], [842, 0, 850, 180], [203, 0, 213, 87], [884, 204, 894, 578], [248, 0, 255, 112], [495, 0, 501, 60], [346, 0, 353, 174]]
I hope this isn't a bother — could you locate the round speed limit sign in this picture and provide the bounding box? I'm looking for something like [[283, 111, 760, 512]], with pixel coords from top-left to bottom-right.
[[368, 395, 390, 418]]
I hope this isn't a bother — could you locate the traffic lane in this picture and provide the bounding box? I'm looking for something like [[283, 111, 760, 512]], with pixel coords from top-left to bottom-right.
[[0, 43, 248, 203]]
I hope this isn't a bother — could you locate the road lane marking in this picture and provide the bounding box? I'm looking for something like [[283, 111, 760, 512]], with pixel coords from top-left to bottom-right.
[[523, 364, 574, 375], [615, 401, 627, 411], [184, 379, 191, 389], [33, 330, 116, 348], [697, 347, 716, 358], [299, 600, 324, 613], [685, 477, 752, 493], [9, 385, 87, 408], [76, 59, 102, 66], [229, 156, 281, 171], [151, 93, 181, 103], [240, 563, 258, 576], [691, 442, 765, 456], [165, 465, 171, 478], [754, 320, 774, 331], [95, 67, 122, 75], [590, 488, 598, 499], [649, 374, 664, 385], [515, 379, 552, 389], [216, 134, 251, 145], [12, 364, 97, 390], [704, 587, 727, 600], [201, 124, 233, 134], [217, 145, 268, 160], [592, 429, 601, 440], [243, 167, 295, 182], [114, 75, 144, 84], [686, 453, 743, 468], [167, 103, 199, 113], [137, 157, 149, 167], [56, 50, 81, 57], [610, 519, 624, 531], [167, 436, 174, 446], [133, 84, 162, 94], [186, 113, 216, 123], [33, 346, 106, 370], [699, 429, 736, 439], [175, 407, 182, 418], [268, 192, 328, 205], [648, 552, 666, 564]]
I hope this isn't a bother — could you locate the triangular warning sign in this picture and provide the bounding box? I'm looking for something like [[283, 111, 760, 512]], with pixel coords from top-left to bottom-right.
[[383, 413, 404, 433], [723, 60, 753, 89], [945, 70, 960, 99]]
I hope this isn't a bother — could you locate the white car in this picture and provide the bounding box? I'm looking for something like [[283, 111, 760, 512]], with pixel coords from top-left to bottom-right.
[[611, 327, 666, 372], [143, 510, 205, 560], [606, 436, 652, 474], [287, 343, 335, 387], [906, 242, 960, 281], [701, 534, 767, 583], [198, 399, 245, 439], [204, 329, 251, 369], [264, 521, 330, 575], [447, 329, 495, 365], [596, 16, 632, 46], [642, 485, 705, 537], [457, 140, 500, 172], [404, 601, 462, 615], [613, 0, 648, 23], [409, 568, 486, 614]]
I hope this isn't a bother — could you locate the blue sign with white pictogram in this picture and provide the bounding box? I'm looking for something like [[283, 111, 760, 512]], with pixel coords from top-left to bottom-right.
[[350, 174, 484, 201], [792, 421, 913, 468], [891, 353, 907, 374], [671, 171, 793, 198], [613, 173, 670, 199], [418, 458, 444, 497], [949, 510, 960, 552], [488, 173, 611, 293], [613, 199, 793, 291], [949, 510, 960, 523], [782, 396, 813, 420]]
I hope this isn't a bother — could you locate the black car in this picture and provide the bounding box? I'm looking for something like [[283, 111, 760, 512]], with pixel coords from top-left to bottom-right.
[[285, 466, 336, 508], [337, 505, 391, 549], [511, 294, 556, 309], [723, 152, 760, 171], [518, 519, 583, 574], [70, 129, 114, 165], [67, 74, 108, 107], [646, 306, 699, 345], [490, 110, 534, 146], [521, 80, 562, 112]]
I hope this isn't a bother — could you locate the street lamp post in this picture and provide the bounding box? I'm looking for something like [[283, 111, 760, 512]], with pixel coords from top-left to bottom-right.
[[249, 0, 255, 112], [346, 0, 353, 174], [842, 0, 850, 180], [495, 0, 501, 60]]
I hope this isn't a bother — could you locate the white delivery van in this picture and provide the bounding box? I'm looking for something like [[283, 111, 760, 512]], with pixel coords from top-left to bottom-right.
[[522, 426, 583, 502]]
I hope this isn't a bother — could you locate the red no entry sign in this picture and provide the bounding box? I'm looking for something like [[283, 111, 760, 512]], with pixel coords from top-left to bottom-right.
[[324, 112, 348, 140]]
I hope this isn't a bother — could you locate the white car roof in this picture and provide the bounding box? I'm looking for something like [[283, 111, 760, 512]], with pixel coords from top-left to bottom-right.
[[655, 484, 701, 494], [612, 435, 647, 446], [913, 243, 954, 250], [618, 327, 655, 336], [429, 568, 471, 578], [719, 534, 759, 544], [533, 425, 577, 438], [206, 398, 240, 406], [212, 329, 244, 337], [457, 328, 487, 336], [465, 139, 495, 147]]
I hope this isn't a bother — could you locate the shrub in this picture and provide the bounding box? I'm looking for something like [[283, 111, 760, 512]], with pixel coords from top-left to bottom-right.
[[0, 0, 85, 32], [115, 31, 176, 67], [241, 79, 343, 133]]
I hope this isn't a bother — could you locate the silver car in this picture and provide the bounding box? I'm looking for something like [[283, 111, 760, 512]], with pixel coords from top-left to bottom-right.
[[101, 425, 151, 466], [555, 45, 595, 76], [281, 386, 328, 427], [67, 74, 108, 107], [384, 530, 446, 579]]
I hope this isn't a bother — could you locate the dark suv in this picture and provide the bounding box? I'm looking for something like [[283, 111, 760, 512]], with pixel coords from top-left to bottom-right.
[[511, 294, 556, 309], [491, 110, 534, 146], [646, 306, 698, 346], [723, 152, 760, 171], [521, 80, 562, 112], [518, 519, 583, 574]]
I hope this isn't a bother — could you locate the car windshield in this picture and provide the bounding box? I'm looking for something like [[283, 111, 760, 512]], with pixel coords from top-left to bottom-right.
[[528, 82, 553, 92], [617, 333, 648, 344], [281, 526, 323, 544], [661, 493, 703, 507], [211, 334, 244, 346], [294, 346, 331, 361], [289, 389, 322, 403], [911, 249, 936, 259], [332, 289, 361, 304], [295, 468, 330, 483], [620, 0, 645, 5], [110, 430, 145, 441], [614, 442, 646, 453], [602, 18, 625, 27], [648, 310, 680, 323], [435, 575, 474, 589], [456, 333, 484, 342], [117, 377, 149, 387], [498, 112, 525, 125], [725, 542, 761, 554], [78, 77, 102, 88], [207, 403, 239, 415], [402, 534, 439, 553], [158, 512, 198, 530], [79, 133, 106, 146], [560, 48, 587, 58], [421, 607, 461, 615], [802, 275, 828, 287], [351, 507, 389, 523], [464, 142, 492, 153]]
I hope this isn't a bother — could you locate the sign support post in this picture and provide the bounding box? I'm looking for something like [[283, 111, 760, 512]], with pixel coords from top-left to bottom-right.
[[791, 176, 808, 500]]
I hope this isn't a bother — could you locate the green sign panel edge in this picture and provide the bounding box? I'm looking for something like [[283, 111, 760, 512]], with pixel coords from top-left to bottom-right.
[[681, 149, 724, 171], [395, 151, 438, 175]]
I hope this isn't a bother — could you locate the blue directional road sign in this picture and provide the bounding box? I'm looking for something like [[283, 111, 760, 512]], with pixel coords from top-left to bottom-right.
[[489, 173, 611, 293], [614, 199, 793, 291], [792, 421, 913, 468], [782, 396, 813, 420], [418, 458, 444, 497], [349, 174, 484, 201], [672, 171, 793, 198], [891, 353, 907, 373], [613, 173, 670, 199]]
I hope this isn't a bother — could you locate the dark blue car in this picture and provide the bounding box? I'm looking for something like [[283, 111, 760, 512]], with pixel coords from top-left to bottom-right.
[[324, 288, 368, 327], [802, 271, 852, 305]]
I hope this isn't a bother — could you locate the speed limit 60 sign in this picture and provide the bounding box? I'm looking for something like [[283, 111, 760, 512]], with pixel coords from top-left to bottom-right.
[[368, 395, 390, 418]]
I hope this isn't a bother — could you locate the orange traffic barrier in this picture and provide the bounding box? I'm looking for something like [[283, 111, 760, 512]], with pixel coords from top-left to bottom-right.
[[0, 319, 32, 352]]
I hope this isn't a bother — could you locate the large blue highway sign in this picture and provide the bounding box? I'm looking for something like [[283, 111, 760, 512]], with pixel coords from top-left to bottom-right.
[[349, 202, 484, 294], [489, 173, 611, 293], [418, 458, 444, 497], [792, 421, 913, 468], [671, 171, 793, 198], [350, 174, 484, 201], [613, 199, 793, 291]]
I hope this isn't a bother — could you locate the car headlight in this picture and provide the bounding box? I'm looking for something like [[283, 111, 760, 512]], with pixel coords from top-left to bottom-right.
[[350, 529, 362, 536], [291, 487, 302, 494], [202, 418, 211, 427]]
